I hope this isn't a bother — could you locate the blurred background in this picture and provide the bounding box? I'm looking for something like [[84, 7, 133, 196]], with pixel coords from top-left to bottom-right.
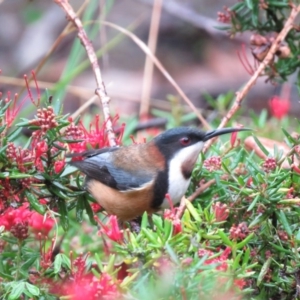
[[0, 0, 298, 130]]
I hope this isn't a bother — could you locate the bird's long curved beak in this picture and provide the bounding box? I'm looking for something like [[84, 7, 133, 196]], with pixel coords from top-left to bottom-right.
[[204, 127, 251, 141]]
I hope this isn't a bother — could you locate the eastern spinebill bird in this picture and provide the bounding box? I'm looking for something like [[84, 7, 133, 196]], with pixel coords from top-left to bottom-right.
[[70, 127, 249, 221]]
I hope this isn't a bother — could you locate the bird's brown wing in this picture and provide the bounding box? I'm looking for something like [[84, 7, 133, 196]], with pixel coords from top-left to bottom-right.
[[70, 147, 155, 191]]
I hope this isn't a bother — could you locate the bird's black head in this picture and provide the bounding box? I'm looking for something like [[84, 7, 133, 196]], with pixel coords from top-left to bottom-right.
[[153, 126, 250, 161], [153, 127, 205, 160]]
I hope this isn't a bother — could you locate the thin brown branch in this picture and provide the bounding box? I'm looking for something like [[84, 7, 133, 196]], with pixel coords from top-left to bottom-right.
[[176, 179, 216, 218], [20, 2, 89, 97], [203, 4, 300, 153], [54, 0, 116, 146], [140, 0, 163, 117], [102, 21, 210, 130]]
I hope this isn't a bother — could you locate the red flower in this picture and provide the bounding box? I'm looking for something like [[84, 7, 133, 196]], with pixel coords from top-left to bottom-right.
[[54, 159, 65, 174], [4, 93, 26, 128], [212, 202, 229, 222], [29, 106, 58, 131], [0, 203, 31, 231], [51, 253, 122, 300], [36, 140, 48, 156], [91, 203, 102, 213], [234, 278, 247, 290], [269, 95, 290, 119], [34, 140, 48, 171], [0, 203, 54, 237], [229, 222, 249, 241], [79, 115, 108, 149], [57, 273, 120, 300], [198, 247, 231, 272], [29, 212, 54, 236], [262, 157, 277, 173], [230, 131, 238, 148], [66, 115, 124, 153], [163, 194, 182, 235], [163, 209, 182, 235], [203, 156, 222, 172], [98, 215, 124, 243]]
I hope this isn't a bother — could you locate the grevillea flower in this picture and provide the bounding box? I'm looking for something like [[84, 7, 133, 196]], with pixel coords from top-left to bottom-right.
[[54, 159, 65, 174], [57, 273, 121, 300], [34, 140, 48, 171], [203, 156, 222, 172], [66, 115, 125, 153], [229, 222, 249, 241], [90, 203, 102, 213], [51, 254, 122, 300], [230, 131, 238, 148], [80, 114, 108, 149], [237, 44, 258, 75], [212, 202, 229, 222], [29, 106, 58, 131], [4, 93, 26, 128], [217, 6, 232, 23], [97, 215, 124, 243], [0, 203, 31, 231], [0, 203, 54, 237], [262, 157, 277, 172], [39, 236, 56, 270], [268, 95, 290, 119], [80, 115, 125, 149], [163, 194, 182, 235], [29, 212, 55, 236], [198, 247, 231, 271], [234, 278, 247, 290]]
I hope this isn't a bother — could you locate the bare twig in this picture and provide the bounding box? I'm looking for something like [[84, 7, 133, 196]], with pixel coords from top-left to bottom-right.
[[139, 0, 237, 38], [140, 0, 163, 117], [54, 0, 116, 146], [203, 4, 300, 153], [102, 21, 210, 130], [176, 179, 216, 218], [20, 1, 89, 97]]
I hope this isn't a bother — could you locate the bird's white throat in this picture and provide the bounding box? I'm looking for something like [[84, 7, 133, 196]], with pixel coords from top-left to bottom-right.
[[161, 141, 204, 208]]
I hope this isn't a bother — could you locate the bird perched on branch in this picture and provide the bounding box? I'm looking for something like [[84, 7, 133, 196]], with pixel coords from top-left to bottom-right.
[[70, 127, 249, 221]]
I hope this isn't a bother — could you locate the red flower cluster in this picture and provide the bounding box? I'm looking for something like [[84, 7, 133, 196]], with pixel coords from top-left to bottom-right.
[[65, 115, 125, 153], [163, 194, 182, 235], [52, 254, 122, 300], [54, 159, 65, 174], [29, 106, 58, 132], [58, 273, 121, 300], [4, 93, 27, 128], [229, 222, 249, 241], [212, 202, 229, 222], [198, 247, 231, 272], [268, 95, 290, 120], [217, 6, 232, 23], [0, 203, 54, 239], [97, 215, 124, 243], [262, 157, 277, 173], [203, 156, 222, 172], [91, 203, 102, 213], [198, 247, 247, 291]]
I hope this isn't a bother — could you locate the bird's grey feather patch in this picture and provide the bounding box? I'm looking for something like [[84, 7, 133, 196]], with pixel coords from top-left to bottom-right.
[[71, 153, 153, 191]]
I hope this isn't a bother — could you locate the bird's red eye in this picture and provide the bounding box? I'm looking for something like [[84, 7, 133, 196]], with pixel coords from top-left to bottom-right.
[[180, 137, 190, 146]]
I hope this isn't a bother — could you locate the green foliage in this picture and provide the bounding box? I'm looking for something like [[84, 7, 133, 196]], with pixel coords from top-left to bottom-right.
[[2, 0, 300, 299], [223, 1, 300, 85]]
